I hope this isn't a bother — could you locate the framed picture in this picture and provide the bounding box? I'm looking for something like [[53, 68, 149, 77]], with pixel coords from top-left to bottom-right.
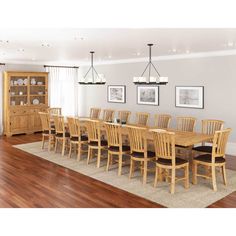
[[137, 86, 159, 106], [107, 85, 126, 103], [175, 86, 204, 109]]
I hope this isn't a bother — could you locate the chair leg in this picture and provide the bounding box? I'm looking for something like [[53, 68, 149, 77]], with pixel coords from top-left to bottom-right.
[[140, 161, 144, 175], [184, 165, 189, 189], [106, 152, 111, 171], [42, 135, 45, 149], [143, 160, 148, 184], [192, 161, 197, 184], [222, 164, 227, 186], [154, 166, 159, 187], [97, 149, 101, 168], [159, 167, 163, 181], [129, 159, 134, 179], [77, 143, 81, 161], [62, 139, 66, 156], [170, 168, 175, 194], [54, 138, 58, 153], [87, 147, 91, 164], [212, 166, 217, 191], [69, 142, 72, 158], [48, 136, 51, 152], [118, 154, 122, 176]]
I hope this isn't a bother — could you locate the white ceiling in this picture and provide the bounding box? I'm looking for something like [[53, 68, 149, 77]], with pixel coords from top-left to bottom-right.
[[1, 28, 236, 66]]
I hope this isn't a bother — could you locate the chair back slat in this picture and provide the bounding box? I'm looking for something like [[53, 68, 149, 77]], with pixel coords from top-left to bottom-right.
[[136, 112, 150, 126], [212, 128, 231, 159], [202, 119, 224, 135], [155, 114, 171, 128], [67, 117, 80, 138], [90, 108, 101, 119], [103, 109, 115, 121], [177, 117, 196, 132], [104, 123, 122, 148], [86, 120, 101, 142], [152, 130, 176, 166], [53, 115, 65, 134], [126, 125, 147, 153], [48, 108, 61, 116], [39, 112, 50, 131], [118, 111, 131, 124]]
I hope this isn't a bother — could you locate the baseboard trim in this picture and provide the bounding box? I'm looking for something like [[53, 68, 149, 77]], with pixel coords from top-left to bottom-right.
[[227, 142, 236, 156]]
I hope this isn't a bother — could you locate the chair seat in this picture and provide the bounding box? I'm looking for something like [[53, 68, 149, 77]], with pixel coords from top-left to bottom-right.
[[51, 125, 55, 129], [88, 140, 108, 147], [156, 157, 188, 166], [70, 136, 88, 142], [131, 151, 155, 159], [108, 145, 130, 152], [56, 132, 70, 138], [43, 130, 55, 135], [194, 154, 225, 163], [192, 145, 212, 153]]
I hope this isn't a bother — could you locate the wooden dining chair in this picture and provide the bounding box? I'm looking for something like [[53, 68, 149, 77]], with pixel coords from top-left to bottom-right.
[[104, 123, 130, 175], [53, 115, 70, 156], [86, 120, 108, 168], [154, 114, 172, 129], [126, 125, 155, 184], [102, 109, 115, 122], [176, 116, 197, 132], [192, 128, 231, 191], [48, 107, 62, 116], [192, 119, 224, 155], [136, 112, 150, 126], [90, 108, 101, 119], [67, 117, 88, 161], [151, 130, 189, 194], [118, 110, 131, 124], [39, 112, 55, 151]]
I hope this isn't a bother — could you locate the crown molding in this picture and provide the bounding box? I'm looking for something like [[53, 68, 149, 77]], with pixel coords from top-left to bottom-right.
[[2, 49, 236, 67]]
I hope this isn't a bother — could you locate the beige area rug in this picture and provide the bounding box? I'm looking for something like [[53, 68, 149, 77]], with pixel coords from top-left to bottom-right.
[[14, 141, 236, 208]]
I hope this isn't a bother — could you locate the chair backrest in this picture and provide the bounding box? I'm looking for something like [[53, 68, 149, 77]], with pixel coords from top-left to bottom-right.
[[126, 125, 148, 154], [103, 109, 115, 122], [67, 117, 80, 138], [152, 130, 176, 165], [202, 119, 224, 135], [136, 112, 150, 126], [104, 123, 122, 148], [212, 128, 231, 160], [48, 108, 62, 116], [52, 115, 65, 135], [86, 120, 101, 143], [154, 114, 172, 128], [176, 117, 196, 132], [118, 110, 131, 124], [90, 108, 101, 119], [39, 112, 50, 132]]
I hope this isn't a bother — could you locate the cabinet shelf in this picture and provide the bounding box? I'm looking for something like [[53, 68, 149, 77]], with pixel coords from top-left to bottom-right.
[[30, 94, 46, 96], [10, 95, 27, 97]]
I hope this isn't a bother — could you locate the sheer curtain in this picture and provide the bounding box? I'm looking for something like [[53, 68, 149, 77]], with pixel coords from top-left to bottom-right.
[[0, 65, 5, 134], [46, 67, 79, 116]]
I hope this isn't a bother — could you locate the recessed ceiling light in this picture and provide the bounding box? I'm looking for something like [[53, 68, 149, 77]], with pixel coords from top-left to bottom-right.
[[186, 50, 190, 54], [227, 42, 234, 47], [31, 57, 36, 61], [172, 48, 177, 53], [17, 48, 24, 52], [108, 55, 112, 59], [137, 52, 141, 56], [41, 43, 50, 47], [0, 40, 9, 44], [74, 36, 84, 41]]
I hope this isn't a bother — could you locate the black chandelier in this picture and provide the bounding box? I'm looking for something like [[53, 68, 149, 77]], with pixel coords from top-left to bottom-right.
[[79, 51, 106, 85], [133, 44, 168, 85]]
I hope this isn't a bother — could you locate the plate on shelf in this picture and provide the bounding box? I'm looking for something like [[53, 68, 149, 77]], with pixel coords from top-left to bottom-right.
[[23, 79, 28, 85], [37, 81, 43, 85], [17, 78, 24, 86], [32, 99, 39, 105]]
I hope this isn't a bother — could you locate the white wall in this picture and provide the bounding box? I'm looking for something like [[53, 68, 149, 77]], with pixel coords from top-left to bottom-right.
[[80, 55, 236, 154]]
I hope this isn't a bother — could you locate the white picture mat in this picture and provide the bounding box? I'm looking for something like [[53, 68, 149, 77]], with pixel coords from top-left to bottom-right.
[[108, 85, 125, 103], [137, 86, 159, 105]]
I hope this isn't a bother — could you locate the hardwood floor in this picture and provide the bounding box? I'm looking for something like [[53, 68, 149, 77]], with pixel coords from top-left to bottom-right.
[[0, 133, 235, 208]]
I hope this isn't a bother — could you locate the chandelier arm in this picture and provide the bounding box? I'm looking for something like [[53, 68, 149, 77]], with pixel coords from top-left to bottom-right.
[[151, 62, 161, 77], [148, 63, 151, 80], [141, 62, 151, 77], [84, 66, 92, 78]]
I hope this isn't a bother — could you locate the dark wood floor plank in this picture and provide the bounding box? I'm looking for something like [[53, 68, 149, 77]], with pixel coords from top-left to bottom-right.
[[0, 133, 235, 208]]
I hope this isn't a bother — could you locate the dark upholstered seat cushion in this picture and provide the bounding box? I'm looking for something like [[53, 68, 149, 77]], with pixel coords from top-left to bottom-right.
[[51, 125, 55, 129], [156, 157, 188, 166], [88, 140, 108, 147], [194, 154, 225, 163], [192, 145, 212, 153], [131, 151, 155, 159], [70, 136, 88, 142], [108, 145, 130, 152], [56, 132, 70, 138], [43, 130, 55, 134]]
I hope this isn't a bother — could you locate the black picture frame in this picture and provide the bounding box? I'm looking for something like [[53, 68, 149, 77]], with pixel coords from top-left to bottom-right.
[[175, 86, 204, 109], [107, 85, 126, 103], [137, 85, 159, 106]]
